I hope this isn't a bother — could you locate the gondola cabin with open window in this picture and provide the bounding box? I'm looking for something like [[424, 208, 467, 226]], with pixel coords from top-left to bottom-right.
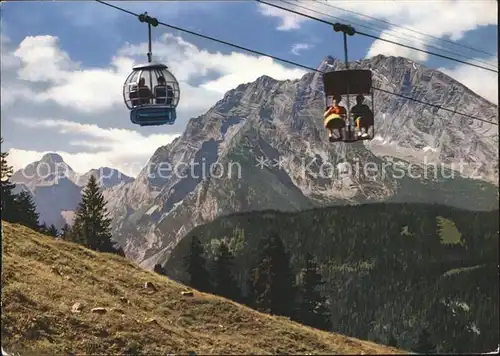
[[123, 63, 180, 126], [323, 69, 375, 142]]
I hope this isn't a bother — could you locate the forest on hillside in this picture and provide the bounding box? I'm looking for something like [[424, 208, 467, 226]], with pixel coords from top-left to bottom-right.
[[165, 203, 499, 353]]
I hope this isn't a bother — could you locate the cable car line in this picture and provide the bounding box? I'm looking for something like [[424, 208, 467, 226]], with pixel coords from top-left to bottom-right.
[[94, 0, 497, 126], [311, 0, 497, 58], [281, 0, 498, 70], [256, 0, 498, 74], [94, 0, 316, 73]]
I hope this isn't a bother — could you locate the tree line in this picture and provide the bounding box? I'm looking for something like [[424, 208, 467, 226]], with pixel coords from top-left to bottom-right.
[[154, 233, 332, 332], [163, 203, 498, 353], [1, 138, 121, 255], [168, 233, 447, 351]]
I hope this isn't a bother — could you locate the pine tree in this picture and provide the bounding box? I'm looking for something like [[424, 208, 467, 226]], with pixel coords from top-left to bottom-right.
[[388, 333, 398, 347], [1, 138, 18, 222], [46, 224, 59, 237], [39, 222, 48, 234], [413, 328, 436, 354], [297, 253, 331, 330], [250, 233, 296, 318], [14, 191, 40, 230], [211, 241, 242, 302], [244, 269, 256, 307], [184, 236, 211, 292], [60, 223, 72, 240], [71, 175, 118, 253]]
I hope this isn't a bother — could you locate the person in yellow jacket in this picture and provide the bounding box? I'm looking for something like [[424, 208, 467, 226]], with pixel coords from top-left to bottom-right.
[[324, 95, 347, 141]]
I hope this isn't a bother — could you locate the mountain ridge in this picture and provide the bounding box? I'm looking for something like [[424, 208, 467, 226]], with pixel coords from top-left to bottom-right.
[[11, 156, 134, 228], [10, 54, 499, 268], [106, 54, 497, 269]]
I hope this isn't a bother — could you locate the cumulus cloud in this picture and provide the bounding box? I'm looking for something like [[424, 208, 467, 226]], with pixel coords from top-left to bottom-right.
[[257, 3, 308, 31], [1, 32, 306, 175], [8, 118, 180, 177], [14, 35, 78, 83], [257, 0, 498, 103], [257, 0, 497, 61], [366, 28, 429, 62], [8, 33, 306, 115], [439, 56, 498, 104], [291, 43, 313, 56], [118, 34, 306, 95]]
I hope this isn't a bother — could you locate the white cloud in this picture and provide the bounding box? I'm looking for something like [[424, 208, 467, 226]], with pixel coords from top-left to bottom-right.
[[366, 28, 429, 62], [257, 0, 498, 103], [8, 33, 306, 116], [14, 35, 77, 84], [37, 61, 133, 113], [439, 56, 498, 104], [257, 0, 497, 60], [257, 3, 308, 31], [291, 43, 313, 56], [8, 118, 180, 177], [118, 34, 306, 95]]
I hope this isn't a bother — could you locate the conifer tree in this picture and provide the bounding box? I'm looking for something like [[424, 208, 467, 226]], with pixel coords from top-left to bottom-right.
[[184, 236, 211, 292], [244, 264, 257, 307], [297, 253, 331, 330], [388, 333, 398, 347], [14, 191, 40, 230], [39, 222, 48, 234], [211, 241, 242, 302], [250, 233, 296, 318], [413, 328, 436, 354], [60, 223, 72, 240], [71, 175, 118, 253], [46, 224, 59, 237], [1, 138, 18, 222]]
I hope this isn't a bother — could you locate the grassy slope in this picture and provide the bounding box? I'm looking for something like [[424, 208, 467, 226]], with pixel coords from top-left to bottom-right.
[[1, 221, 404, 355]]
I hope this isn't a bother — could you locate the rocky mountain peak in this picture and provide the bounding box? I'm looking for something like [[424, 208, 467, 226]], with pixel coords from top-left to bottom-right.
[[11, 152, 75, 188], [103, 54, 498, 269], [40, 152, 65, 164], [74, 166, 134, 188], [12, 55, 496, 269], [10, 154, 135, 229]]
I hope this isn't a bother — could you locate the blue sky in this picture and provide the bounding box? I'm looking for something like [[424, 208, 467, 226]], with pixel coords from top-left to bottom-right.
[[1, 0, 497, 176]]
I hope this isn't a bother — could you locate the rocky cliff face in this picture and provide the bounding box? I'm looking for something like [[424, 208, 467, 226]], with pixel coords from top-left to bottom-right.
[[102, 54, 498, 269]]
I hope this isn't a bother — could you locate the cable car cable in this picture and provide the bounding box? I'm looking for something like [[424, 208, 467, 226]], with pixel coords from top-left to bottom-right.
[[256, 0, 498, 74], [94, 0, 498, 126], [282, 0, 498, 70], [312, 0, 497, 58]]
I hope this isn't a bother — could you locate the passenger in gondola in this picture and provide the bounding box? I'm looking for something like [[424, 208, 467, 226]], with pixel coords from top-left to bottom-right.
[[154, 76, 174, 105], [351, 94, 373, 138], [129, 82, 140, 107], [166, 84, 174, 106], [137, 77, 153, 105], [323, 94, 347, 141], [154, 76, 167, 104]]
